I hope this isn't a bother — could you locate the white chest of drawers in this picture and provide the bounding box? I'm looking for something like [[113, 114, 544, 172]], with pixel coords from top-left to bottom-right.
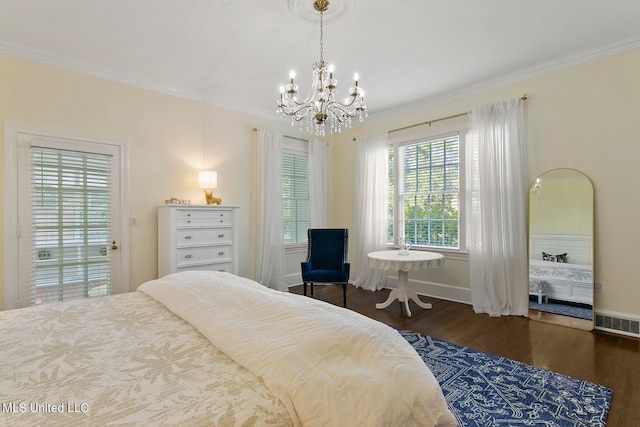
[[158, 205, 239, 277]]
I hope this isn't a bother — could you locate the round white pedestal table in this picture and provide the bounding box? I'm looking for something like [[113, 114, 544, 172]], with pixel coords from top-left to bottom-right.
[[367, 250, 444, 317]]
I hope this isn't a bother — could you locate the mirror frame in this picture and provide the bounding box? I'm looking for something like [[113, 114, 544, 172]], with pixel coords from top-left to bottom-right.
[[527, 168, 594, 331]]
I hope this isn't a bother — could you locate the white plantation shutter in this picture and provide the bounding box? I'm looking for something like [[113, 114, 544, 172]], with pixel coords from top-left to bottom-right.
[[398, 133, 460, 248], [25, 146, 113, 306], [282, 150, 309, 244]]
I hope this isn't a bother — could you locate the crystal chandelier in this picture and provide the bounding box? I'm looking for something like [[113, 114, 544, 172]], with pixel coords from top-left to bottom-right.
[[277, 0, 367, 135]]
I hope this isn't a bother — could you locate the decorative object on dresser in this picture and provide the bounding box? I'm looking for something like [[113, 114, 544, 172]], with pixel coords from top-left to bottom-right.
[[158, 205, 239, 277], [198, 170, 222, 205]]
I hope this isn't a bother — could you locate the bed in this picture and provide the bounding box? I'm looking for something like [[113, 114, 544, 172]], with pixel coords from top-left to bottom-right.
[[0, 271, 456, 426], [529, 234, 593, 304]]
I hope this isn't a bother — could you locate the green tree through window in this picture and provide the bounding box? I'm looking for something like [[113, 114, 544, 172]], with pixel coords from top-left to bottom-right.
[[389, 135, 459, 248]]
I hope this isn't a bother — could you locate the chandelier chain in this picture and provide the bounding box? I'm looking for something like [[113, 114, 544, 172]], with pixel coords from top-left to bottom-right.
[[319, 8, 324, 63]]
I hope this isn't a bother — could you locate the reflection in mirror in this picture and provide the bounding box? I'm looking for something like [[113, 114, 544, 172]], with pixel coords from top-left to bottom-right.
[[528, 168, 594, 331]]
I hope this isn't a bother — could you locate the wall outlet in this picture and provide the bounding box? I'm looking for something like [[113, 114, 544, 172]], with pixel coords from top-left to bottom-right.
[[594, 281, 603, 293]]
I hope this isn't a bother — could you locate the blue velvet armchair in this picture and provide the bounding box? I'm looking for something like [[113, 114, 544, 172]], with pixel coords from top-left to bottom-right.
[[301, 228, 350, 307]]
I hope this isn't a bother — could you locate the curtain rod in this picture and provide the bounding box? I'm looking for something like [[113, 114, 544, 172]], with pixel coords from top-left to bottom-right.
[[353, 94, 528, 140], [251, 128, 308, 142], [389, 94, 528, 134]]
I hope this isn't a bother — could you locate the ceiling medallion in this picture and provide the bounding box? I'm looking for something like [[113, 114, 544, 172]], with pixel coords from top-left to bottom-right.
[[287, 0, 355, 25], [278, 0, 366, 135]]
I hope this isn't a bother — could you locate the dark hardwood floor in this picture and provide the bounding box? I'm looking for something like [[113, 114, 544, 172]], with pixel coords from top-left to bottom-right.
[[290, 284, 640, 426]]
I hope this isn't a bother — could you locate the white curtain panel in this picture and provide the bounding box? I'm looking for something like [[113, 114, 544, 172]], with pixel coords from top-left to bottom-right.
[[256, 129, 287, 291], [308, 139, 327, 228], [466, 98, 529, 316], [353, 131, 389, 290]]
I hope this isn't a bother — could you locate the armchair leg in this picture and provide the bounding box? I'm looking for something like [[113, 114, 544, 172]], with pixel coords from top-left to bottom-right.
[[342, 283, 347, 307], [302, 282, 315, 300], [302, 282, 347, 307]]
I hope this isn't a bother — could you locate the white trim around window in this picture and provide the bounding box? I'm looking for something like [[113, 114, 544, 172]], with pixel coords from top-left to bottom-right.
[[282, 137, 310, 246], [388, 125, 469, 261]]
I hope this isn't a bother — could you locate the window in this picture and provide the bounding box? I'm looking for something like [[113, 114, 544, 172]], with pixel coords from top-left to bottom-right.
[[282, 146, 309, 244], [30, 147, 113, 305], [388, 131, 462, 251]]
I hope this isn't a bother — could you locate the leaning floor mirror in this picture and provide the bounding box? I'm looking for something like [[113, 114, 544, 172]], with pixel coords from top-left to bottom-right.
[[528, 168, 594, 331]]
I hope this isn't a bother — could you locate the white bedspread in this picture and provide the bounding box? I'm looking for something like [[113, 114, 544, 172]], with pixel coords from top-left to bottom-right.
[[0, 290, 291, 426], [139, 271, 456, 427]]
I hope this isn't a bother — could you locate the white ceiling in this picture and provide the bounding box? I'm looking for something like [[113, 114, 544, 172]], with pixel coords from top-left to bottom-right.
[[1, 0, 639, 122]]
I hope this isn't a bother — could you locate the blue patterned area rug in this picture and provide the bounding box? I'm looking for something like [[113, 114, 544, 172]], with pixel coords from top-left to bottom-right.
[[399, 329, 612, 426]]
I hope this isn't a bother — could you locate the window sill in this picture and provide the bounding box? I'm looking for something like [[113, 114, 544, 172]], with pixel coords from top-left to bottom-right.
[[285, 243, 308, 254], [386, 245, 469, 261]]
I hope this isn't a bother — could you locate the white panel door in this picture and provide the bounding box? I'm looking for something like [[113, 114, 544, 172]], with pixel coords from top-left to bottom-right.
[[13, 133, 123, 308]]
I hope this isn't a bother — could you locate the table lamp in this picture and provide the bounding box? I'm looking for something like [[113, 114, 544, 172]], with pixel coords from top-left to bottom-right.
[[198, 171, 221, 205]]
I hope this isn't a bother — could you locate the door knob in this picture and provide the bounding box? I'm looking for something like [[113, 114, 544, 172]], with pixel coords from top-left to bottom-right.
[[111, 241, 118, 250]]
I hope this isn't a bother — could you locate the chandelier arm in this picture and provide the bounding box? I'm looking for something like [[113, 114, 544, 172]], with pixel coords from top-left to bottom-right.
[[280, 103, 318, 121], [287, 95, 314, 107], [326, 100, 360, 116], [285, 82, 324, 107], [332, 96, 358, 109], [326, 110, 353, 124], [281, 96, 318, 110]]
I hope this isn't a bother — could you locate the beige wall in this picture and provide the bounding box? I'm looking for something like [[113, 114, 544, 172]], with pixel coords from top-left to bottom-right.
[[326, 48, 640, 317], [1, 48, 639, 318], [0, 53, 293, 309]]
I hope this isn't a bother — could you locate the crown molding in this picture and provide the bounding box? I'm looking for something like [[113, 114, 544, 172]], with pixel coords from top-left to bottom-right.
[[0, 40, 278, 120], [2, 35, 639, 125], [366, 35, 640, 123], [0, 40, 187, 99]]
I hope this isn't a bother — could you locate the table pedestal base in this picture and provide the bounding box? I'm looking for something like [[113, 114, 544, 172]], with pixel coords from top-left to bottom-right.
[[375, 270, 432, 317]]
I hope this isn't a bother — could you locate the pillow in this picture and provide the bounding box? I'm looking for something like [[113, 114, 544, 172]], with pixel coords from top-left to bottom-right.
[[542, 252, 568, 263]]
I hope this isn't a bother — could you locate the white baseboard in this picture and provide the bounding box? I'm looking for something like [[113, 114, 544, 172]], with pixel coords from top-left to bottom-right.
[[285, 273, 302, 288]]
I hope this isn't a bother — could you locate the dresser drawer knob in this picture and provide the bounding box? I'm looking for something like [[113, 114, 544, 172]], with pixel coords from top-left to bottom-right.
[[218, 234, 225, 238], [219, 220, 224, 223], [219, 268, 226, 272], [218, 251, 225, 256], [187, 213, 191, 217], [184, 235, 193, 240], [184, 254, 193, 259]]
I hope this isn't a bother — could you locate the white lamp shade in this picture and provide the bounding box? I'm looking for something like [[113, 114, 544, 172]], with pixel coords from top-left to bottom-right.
[[198, 171, 218, 189]]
